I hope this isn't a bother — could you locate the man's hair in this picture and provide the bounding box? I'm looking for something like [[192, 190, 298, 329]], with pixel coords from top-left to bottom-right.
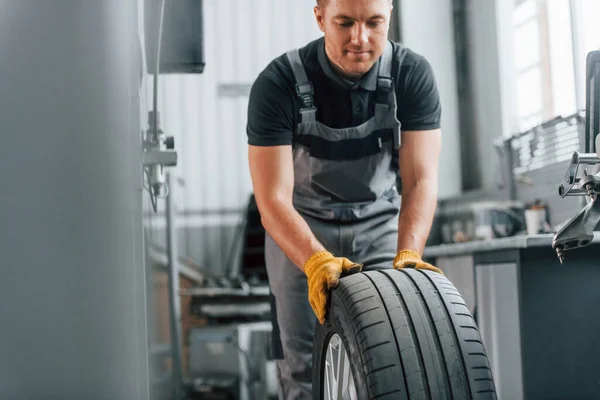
[[316, 0, 391, 8]]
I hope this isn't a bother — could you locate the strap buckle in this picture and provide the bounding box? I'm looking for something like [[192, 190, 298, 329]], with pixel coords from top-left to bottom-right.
[[295, 82, 314, 109], [377, 76, 393, 91], [376, 77, 394, 104]]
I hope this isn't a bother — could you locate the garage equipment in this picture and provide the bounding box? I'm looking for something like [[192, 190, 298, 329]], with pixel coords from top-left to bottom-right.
[[181, 195, 277, 400], [552, 50, 600, 262]]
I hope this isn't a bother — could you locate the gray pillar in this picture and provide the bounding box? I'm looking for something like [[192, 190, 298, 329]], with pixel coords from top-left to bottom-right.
[[0, 1, 149, 399]]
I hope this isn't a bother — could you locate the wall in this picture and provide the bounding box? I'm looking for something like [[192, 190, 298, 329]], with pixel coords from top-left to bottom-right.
[[398, 0, 463, 198], [142, 0, 323, 275], [144, 0, 481, 274], [464, 0, 504, 193], [462, 0, 520, 193], [460, 0, 584, 227], [145, 0, 472, 275]]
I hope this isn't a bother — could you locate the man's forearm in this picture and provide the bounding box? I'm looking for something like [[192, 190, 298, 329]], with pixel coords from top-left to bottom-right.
[[397, 180, 438, 254], [259, 199, 326, 271]]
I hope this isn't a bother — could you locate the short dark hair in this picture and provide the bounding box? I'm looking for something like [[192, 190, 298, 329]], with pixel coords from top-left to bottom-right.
[[317, 0, 391, 8]]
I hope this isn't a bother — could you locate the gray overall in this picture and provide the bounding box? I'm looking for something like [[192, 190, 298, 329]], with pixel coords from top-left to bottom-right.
[[265, 41, 403, 399]]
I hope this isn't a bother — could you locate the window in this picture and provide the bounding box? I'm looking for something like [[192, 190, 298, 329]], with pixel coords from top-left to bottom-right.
[[580, 0, 600, 57], [576, 0, 600, 101], [511, 0, 599, 133]]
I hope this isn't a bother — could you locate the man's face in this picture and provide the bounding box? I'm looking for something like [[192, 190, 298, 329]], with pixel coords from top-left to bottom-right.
[[314, 0, 392, 80]]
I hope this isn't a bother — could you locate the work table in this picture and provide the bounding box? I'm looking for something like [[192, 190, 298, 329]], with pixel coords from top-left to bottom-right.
[[424, 232, 600, 258]]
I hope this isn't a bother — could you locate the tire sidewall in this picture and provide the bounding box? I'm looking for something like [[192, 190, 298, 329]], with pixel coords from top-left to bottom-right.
[[312, 276, 369, 400]]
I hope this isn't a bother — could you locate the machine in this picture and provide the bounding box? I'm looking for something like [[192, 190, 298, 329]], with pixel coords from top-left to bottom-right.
[[552, 50, 600, 263], [181, 195, 277, 400]]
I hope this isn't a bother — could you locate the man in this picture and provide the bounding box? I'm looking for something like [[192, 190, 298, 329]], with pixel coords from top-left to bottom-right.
[[246, 0, 443, 398]]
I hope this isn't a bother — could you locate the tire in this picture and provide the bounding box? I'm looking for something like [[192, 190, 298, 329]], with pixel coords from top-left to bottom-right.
[[312, 269, 497, 400]]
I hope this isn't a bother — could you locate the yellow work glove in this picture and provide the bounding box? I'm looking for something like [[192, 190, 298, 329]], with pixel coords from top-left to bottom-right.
[[393, 249, 444, 275], [304, 250, 363, 324]]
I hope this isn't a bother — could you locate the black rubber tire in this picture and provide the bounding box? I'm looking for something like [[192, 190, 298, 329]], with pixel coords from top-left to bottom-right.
[[312, 269, 497, 400]]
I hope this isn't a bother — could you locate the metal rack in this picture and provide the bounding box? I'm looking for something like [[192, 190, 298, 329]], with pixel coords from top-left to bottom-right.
[[508, 112, 586, 176]]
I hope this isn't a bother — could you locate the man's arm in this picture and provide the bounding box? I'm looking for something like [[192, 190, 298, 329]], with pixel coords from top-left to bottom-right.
[[248, 144, 325, 271], [397, 128, 442, 254]]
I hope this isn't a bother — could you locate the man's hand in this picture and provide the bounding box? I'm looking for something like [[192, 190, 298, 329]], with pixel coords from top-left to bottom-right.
[[394, 249, 443, 275], [304, 251, 362, 324]]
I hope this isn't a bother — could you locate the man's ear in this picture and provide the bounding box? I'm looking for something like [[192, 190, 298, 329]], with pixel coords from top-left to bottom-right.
[[314, 6, 325, 32]]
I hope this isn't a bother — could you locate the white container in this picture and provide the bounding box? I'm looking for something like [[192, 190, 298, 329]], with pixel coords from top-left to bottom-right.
[[525, 209, 545, 235]]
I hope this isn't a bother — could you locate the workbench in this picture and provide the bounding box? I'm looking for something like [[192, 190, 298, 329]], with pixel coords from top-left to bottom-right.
[[424, 233, 600, 400]]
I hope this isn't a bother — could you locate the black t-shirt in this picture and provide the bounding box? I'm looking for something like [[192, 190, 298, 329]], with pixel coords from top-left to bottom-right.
[[247, 37, 441, 147]]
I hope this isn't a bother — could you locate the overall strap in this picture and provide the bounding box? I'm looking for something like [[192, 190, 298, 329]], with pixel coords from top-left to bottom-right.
[[375, 41, 395, 106], [286, 49, 317, 123], [379, 40, 394, 78], [374, 41, 403, 149]]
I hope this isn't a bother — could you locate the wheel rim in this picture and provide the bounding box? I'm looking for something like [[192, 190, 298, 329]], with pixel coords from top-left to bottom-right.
[[323, 333, 357, 400]]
